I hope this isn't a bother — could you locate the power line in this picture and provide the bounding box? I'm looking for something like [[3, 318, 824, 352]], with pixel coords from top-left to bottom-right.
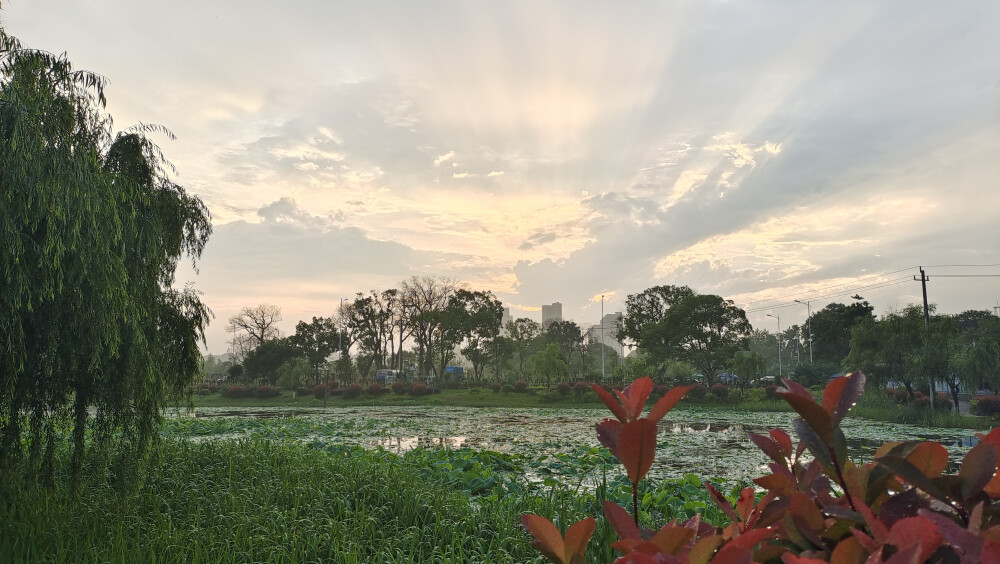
[[745, 266, 917, 308], [744, 276, 912, 314]]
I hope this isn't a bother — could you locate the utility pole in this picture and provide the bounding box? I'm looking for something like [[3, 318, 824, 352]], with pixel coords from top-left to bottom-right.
[[601, 295, 606, 384], [794, 300, 813, 363], [915, 266, 934, 408], [767, 313, 782, 376]]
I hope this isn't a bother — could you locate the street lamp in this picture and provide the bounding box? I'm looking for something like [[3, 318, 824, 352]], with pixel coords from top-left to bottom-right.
[[794, 300, 813, 363], [601, 294, 606, 384], [766, 313, 782, 376]]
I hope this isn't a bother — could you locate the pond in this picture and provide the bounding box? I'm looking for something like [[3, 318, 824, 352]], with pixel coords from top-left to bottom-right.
[[164, 405, 984, 485]]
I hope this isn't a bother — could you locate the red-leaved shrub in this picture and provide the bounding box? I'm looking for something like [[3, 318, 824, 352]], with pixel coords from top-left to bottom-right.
[[312, 384, 327, 398], [556, 382, 571, 395], [410, 381, 428, 396], [367, 382, 383, 396], [391, 381, 406, 395], [222, 385, 250, 398], [686, 383, 708, 399], [765, 384, 780, 399], [491, 382, 502, 393], [255, 385, 280, 398], [343, 383, 363, 399], [710, 383, 729, 400], [573, 382, 589, 396], [513, 381, 528, 393], [973, 395, 1000, 417]]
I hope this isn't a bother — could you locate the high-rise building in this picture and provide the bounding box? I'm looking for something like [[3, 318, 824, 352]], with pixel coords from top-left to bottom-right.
[[541, 302, 562, 329], [586, 311, 625, 357]]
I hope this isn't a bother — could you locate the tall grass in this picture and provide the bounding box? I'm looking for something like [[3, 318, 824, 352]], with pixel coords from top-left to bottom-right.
[[851, 389, 992, 430], [1, 438, 561, 563]]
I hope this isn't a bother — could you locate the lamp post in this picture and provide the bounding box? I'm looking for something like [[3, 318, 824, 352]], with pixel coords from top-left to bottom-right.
[[794, 300, 813, 363], [601, 295, 606, 384], [766, 313, 782, 376]]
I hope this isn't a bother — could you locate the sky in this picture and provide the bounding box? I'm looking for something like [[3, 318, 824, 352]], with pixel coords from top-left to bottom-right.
[[4, 1, 999, 355]]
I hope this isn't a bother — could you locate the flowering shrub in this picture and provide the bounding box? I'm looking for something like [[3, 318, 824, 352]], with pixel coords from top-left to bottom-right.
[[343, 383, 363, 399], [522, 373, 1000, 563], [686, 383, 708, 400], [222, 385, 250, 398], [312, 384, 327, 398], [710, 383, 729, 400], [972, 395, 1000, 417], [411, 381, 428, 396], [514, 381, 529, 393], [255, 385, 280, 398]]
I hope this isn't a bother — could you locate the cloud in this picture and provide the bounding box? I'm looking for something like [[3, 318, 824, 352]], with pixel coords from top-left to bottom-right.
[[433, 151, 455, 166]]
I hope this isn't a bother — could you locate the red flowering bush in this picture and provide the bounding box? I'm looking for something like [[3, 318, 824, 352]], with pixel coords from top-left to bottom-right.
[[343, 383, 363, 399], [522, 373, 1000, 563]]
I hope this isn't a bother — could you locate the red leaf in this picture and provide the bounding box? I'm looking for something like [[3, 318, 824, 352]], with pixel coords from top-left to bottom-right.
[[904, 441, 949, 479], [604, 500, 641, 540], [647, 385, 692, 423], [618, 418, 659, 485], [596, 419, 624, 455], [829, 536, 866, 564], [522, 514, 565, 563], [975, 427, 1000, 447], [563, 517, 596, 561], [735, 487, 756, 525], [822, 371, 866, 424], [704, 482, 739, 524], [725, 527, 775, 550], [649, 525, 696, 555], [591, 383, 629, 423], [779, 378, 812, 398], [960, 443, 999, 500], [770, 428, 794, 457], [622, 377, 655, 420], [778, 391, 834, 444], [885, 516, 942, 563], [749, 433, 787, 466]]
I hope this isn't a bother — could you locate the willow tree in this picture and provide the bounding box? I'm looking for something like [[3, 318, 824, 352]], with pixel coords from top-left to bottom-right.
[[0, 24, 211, 486]]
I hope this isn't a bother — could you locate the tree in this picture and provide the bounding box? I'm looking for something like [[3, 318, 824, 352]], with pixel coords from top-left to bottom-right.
[[844, 306, 924, 397], [808, 300, 875, 365], [229, 304, 282, 349], [531, 344, 567, 389], [507, 318, 541, 380], [243, 338, 302, 385], [731, 351, 767, 394], [1, 28, 211, 485], [618, 285, 695, 349], [288, 316, 340, 385], [639, 293, 752, 381], [452, 290, 504, 383], [401, 276, 459, 377], [546, 320, 584, 374], [276, 357, 312, 391]]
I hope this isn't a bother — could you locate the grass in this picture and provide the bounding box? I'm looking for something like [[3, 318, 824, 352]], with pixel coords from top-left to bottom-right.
[[850, 390, 994, 430], [1, 438, 559, 563]]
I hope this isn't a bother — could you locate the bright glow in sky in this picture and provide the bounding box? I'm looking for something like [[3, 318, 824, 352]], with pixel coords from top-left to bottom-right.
[[5, 1, 999, 353]]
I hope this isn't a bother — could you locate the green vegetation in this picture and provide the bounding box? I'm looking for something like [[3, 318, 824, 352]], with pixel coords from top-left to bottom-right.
[[1, 23, 209, 485]]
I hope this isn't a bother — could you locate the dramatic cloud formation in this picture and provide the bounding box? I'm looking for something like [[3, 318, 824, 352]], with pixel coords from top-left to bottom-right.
[[6, 1, 998, 353]]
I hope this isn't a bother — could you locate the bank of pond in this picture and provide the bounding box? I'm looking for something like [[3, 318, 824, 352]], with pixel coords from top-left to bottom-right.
[[1, 405, 992, 563]]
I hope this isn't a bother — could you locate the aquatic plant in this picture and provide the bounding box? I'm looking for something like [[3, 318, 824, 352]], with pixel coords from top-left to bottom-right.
[[522, 373, 1000, 563]]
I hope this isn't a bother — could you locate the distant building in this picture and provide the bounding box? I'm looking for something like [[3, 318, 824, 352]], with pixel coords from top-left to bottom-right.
[[541, 302, 563, 329], [585, 311, 624, 357]]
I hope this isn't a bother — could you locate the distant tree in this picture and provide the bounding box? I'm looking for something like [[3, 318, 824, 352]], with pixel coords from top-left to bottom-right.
[[506, 318, 541, 380], [276, 357, 312, 391], [401, 276, 460, 377], [227, 364, 245, 382], [731, 350, 767, 392], [229, 304, 282, 349], [546, 320, 584, 372], [844, 306, 925, 397], [453, 290, 504, 383], [531, 343, 567, 389], [243, 338, 302, 385], [808, 300, 875, 365], [618, 285, 695, 349], [639, 293, 752, 382], [288, 316, 340, 385]]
